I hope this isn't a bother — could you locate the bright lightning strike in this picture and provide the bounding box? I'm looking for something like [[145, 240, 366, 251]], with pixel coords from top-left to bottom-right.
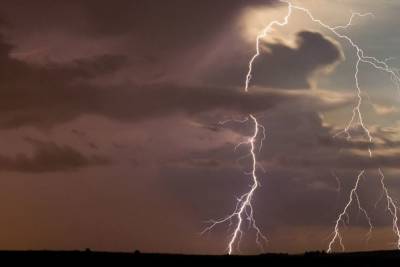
[[327, 170, 373, 253], [205, 0, 400, 254], [331, 12, 374, 31], [202, 115, 267, 255], [245, 0, 400, 253], [378, 168, 400, 249]]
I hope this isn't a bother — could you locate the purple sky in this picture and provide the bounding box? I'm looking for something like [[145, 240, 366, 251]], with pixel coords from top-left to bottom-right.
[[0, 0, 399, 254]]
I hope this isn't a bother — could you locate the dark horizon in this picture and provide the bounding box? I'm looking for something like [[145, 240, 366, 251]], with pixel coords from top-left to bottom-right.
[[0, 249, 399, 266]]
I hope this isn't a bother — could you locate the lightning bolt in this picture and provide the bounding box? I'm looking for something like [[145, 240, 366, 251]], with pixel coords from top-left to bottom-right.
[[204, 0, 400, 254], [202, 114, 268, 255], [245, 0, 400, 253], [327, 170, 373, 253], [378, 168, 400, 249]]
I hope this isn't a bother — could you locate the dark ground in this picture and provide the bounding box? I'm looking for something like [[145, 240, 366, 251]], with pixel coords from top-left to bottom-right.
[[0, 250, 399, 266]]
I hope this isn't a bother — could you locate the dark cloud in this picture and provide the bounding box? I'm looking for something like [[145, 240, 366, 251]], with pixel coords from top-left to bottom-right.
[[252, 31, 343, 89], [0, 138, 109, 173], [0, 36, 123, 128], [275, 149, 400, 170], [0, 30, 349, 129], [1, 0, 276, 35], [208, 31, 343, 89], [0, 35, 302, 128], [71, 129, 87, 138], [79, 0, 277, 40], [277, 131, 400, 171], [0, 0, 277, 63]]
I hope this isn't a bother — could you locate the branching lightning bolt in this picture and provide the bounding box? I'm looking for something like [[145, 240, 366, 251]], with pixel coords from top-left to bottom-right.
[[246, 0, 400, 253], [378, 168, 400, 249], [204, 0, 400, 254], [327, 170, 373, 253], [202, 115, 267, 255]]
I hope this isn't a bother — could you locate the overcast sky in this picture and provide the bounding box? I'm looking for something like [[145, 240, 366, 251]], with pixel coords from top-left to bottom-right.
[[0, 0, 399, 254]]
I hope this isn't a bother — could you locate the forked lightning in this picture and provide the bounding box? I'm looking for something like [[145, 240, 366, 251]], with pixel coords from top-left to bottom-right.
[[204, 0, 400, 254]]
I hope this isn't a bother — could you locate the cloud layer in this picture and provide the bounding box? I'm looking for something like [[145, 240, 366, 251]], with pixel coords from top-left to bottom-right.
[[0, 138, 109, 173], [0, 0, 398, 255]]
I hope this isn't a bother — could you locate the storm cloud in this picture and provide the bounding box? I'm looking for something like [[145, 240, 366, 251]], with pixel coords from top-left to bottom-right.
[[251, 31, 344, 89], [0, 0, 397, 255], [208, 31, 344, 89], [0, 138, 109, 173], [0, 34, 339, 129]]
